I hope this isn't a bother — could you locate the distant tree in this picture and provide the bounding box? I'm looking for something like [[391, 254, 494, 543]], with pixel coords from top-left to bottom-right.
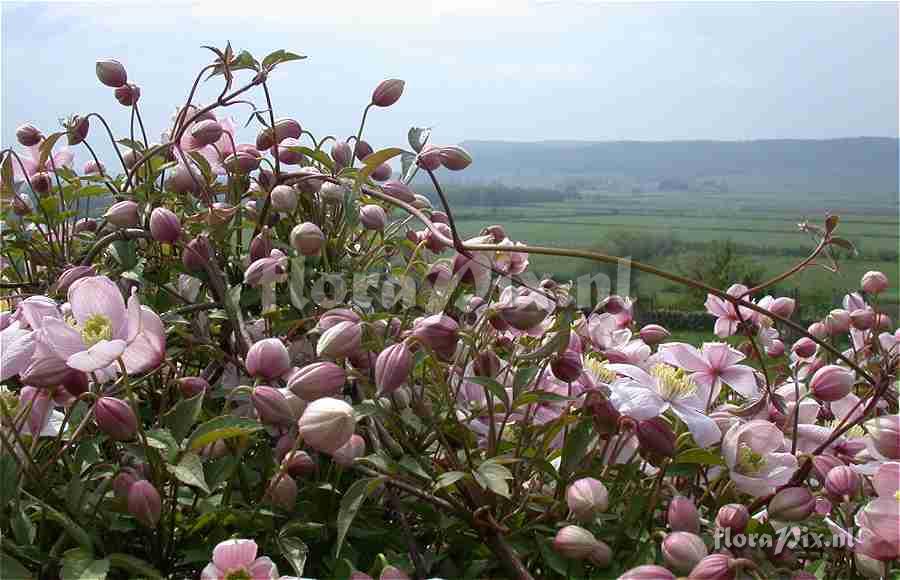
[[676, 239, 765, 307]]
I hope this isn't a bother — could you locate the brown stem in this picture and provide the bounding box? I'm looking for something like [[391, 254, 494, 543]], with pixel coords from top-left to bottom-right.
[[79, 228, 153, 266]]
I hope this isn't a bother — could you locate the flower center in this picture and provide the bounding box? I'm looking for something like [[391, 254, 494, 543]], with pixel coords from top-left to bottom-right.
[[735, 443, 767, 475], [651, 364, 697, 400], [81, 314, 112, 347], [894, 489, 900, 501], [585, 358, 616, 384], [224, 570, 251, 580]]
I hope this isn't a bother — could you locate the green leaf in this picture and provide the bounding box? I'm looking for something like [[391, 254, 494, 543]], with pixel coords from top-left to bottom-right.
[[168, 452, 210, 494], [162, 392, 205, 442], [116, 139, 145, 151], [433, 471, 466, 491], [11, 506, 35, 544], [513, 366, 540, 391], [560, 419, 594, 477], [354, 147, 406, 191], [474, 459, 513, 498], [0, 552, 33, 580], [407, 127, 431, 153], [31, 498, 93, 552], [675, 448, 725, 466], [0, 454, 19, 507], [262, 49, 306, 69], [283, 146, 333, 171], [36, 132, 65, 170], [334, 477, 380, 558], [277, 534, 309, 577], [465, 377, 510, 409], [61, 548, 109, 580], [145, 428, 179, 462], [1, 153, 14, 202], [107, 554, 162, 579], [187, 416, 263, 452]]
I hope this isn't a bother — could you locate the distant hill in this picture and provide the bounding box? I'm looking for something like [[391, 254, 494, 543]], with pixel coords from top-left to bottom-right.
[[443, 137, 899, 195]]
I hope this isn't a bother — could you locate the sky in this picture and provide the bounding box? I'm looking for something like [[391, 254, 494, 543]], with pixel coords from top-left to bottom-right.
[[1, 1, 898, 165]]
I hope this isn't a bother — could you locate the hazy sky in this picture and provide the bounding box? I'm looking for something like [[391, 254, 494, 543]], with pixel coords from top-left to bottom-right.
[[2, 1, 898, 162]]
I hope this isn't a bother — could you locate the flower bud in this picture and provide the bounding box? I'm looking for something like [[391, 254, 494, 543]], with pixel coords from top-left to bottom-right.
[[768, 297, 796, 318], [855, 552, 886, 579], [688, 554, 735, 580], [31, 172, 52, 195], [497, 294, 550, 331], [331, 141, 352, 169], [552, 525, 600, 560], [297, 397, 356, 453], [149, 207, 181, 243], [224, 151, 260, 174], [824, 309, 851, 335], [824, 465, 860, 498], [381, 180, 416, 203], [82, 159, 104, 174], [375, 342, 413, 396], [639, 324, 670, 345], [812, 454, 843, 480], [474, 350, 501, 378], [355, 139, 373, 161], [438, 146, 472, 171], [71, 218, 96, 234], [127, 480, 161, 527], [103, 200, 140, 227], [182, 235, 211, 272], [53, 265, 96, 294], [768, 487, 815, 521], [621, 566, 676, 580], [866, 414, 900, 460], [551, 350, 582, 382], [16, 123, 43, 146], [379, 566, 409, 580], [67, 115, 90, 145], [113, 468, 141, 501], [270, 185, 298, 213], [850, 308, 875, 330], [331, 433, 366, 467], [165, 164, 201, 196], [808, 321, 827, 340], [638, 417, 677, 460], [371, 162, 392, 182], [585, 392, 621, 434], [662, 532, 708, 575], [715, 504, 749, 533], [589, 541, 612, 568], [287, 362, 346, 401], [416, 144, 442, 171], [190, 119, 223, 147], [565, 477, 609, 521], [371, 78, 404, 107], [359, 204, 387, 231], [411, 314, 459, 359], [94, 397, 138, 441], [282, 450, 317, 477], [317, 320, 362, 359], [96, 58, 127, 87], [861, 270, 889, 294], [667, 495, 700, 533], [114, 83, 141, 106], [290, 222, 324, 256], [249, 228, 273, 263], [177, 376, 208, 398], [318, 308, 362, 331], [246, 338, 291, 380], [251, 386, 295, 427], [809, 364, 854, 402], [792, 337, 817, 359], [765, 339, 785, 358], [266, 473, 298, 509], [277, 137, 305, 165]]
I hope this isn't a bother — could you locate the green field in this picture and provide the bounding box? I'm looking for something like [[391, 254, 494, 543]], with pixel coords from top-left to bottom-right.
[[443, 191, 899, 318]]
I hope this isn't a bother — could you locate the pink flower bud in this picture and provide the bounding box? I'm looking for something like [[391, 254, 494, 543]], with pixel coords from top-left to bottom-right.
[[165, 164, 201, 195], [282, 450, 318, 477], [812, 454, 843, 480], [874, 313, 893, 330], [416, 144, 442, 170], [715, 503, 749, 533], [287, 361, 347, 401], [148, 207, 181, 243], [317, 321, 362, 359], [808, 322, 827, 339], [246, 338, 291, 380], [566, 477, 609, 521], [269, 185, 297, 213], [291, 222, 325, 256], [31, 171, 52, 195], [667, 495, 700, 533], [662, 532, 708, 574], [359, 204, 387, 231], [318, 308, 362, 331], [113, 468, 141, 501], [371, 162, 392, 182], [379, 566, 410, 580], [103, 200, 140, 227], [553, 525, 600, 560], [53, 265, 96, 294], [375, 342, 412, 396], [824, 465, 860, 498], [331, 141, 352, 169], [474, 350, 501, 378], [121, 149, 142, 170], [190, 119, 223, 147], [182, 235, 211, 272], [16, 123, 43, 146], [177, 376, 208, 398], [765, 339, 785, 358], [355, 139, 374, 161], [792, 337, 817, 359], [371, 79, 405, 107], [127, 480, 161, 527], [850, 308, 875, 330], [266, 473, 298, 509], [276, 137, 305, 165], [437, 146, 472, 171], [251, 386, 295, 427], [638, 417, 677, 460], [331, 433, 366, 467], [94, 397, 138, 441], [114, 83, 141, 106], [639, 324, 670, 345], [19, 387, 51, 437], [809, 364, 854, 402], [497, 293, 551, 331], [621, 566, 676, 580], [589, 541, 612, 568], [82, 159, 105, 174], [866, 414, 900, 460], [224, 151, 260, 174], [768, 297, 796, 318], [96, 58, 127, 87], [411, 314, 459, 359], [73, 218, 97, 233], [585, 392, 621, 434], [249, 228, 273, 262], [381, 180, 416, 203], [551, 350, 582, 382], [411, 194, 430, 208], [297, 397, 355, 453], [688, 554, 735, 580], [768, 487, 815, 521], [861, 270, 889, 294], [67, 115, 90, 145], [824, 309, 851, 335]]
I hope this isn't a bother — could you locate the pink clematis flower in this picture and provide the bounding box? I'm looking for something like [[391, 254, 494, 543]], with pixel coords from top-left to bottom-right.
[[31, 276, 165, 377], [658, 342, 759, 399], [705, 284, 756, 338], [607, 363, 721, 447], [722, 419, 798, 497], [201, 539, 278, 580], [585, 313, 632, 352], [854, 462, 900, 561], [11, 143, 74, 182]]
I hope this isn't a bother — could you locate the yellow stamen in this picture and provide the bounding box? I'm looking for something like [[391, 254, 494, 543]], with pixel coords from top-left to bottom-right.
[[651, 364, 697, 400], [80, 314, 112, 347], [735, 443, 767, 475], [585, 358, 616, 384]]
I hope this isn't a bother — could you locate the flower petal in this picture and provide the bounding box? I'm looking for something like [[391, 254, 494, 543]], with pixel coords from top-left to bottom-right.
[[121, 307, 166, 374], [658, 342, 709, 373], [248, 556, 279, 580], [671, 402, 721, 447], [874, 462, 900, 498], [0, 324, 35, 381], [212, 539, 258, 571], [40, 317, 86, 359], [609, 382, 666, 420], [718, 365, 758, 398], [68, 277, 126, 336], [66, 339, 126, 373]]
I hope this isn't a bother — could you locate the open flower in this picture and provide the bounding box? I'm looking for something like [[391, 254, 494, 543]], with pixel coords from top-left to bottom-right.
[[201, 539, 278, 579], [658, 342, 758, 399], [31, 276, 165, 377], [854, 462, 900, 561], [12, 143, 74, 182], [607, 363, 721, 447], [705, 284, 756, 338], [722, 419, 798, 496]]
